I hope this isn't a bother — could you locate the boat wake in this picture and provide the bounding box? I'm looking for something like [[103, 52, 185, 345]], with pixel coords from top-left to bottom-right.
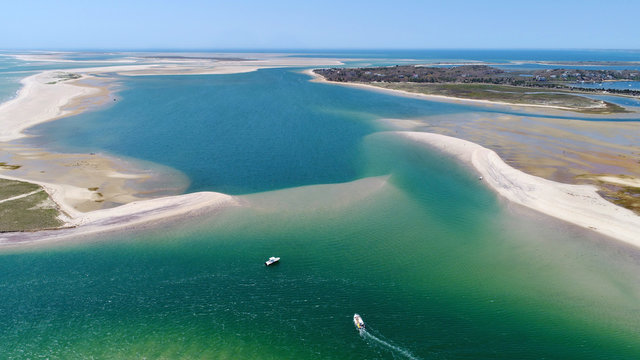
[[359, 327, 421, 360]]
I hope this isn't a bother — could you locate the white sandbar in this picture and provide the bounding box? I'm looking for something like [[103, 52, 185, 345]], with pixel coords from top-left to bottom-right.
[[397, 131, 640, 248]]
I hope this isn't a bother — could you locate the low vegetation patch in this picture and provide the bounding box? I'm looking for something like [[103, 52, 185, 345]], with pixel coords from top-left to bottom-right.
[[0, 162, 22, 170], [372, 83, 627, 114], [0, 179, 64, 232], [607, 186, 640, 215], [0, 178, 40, 201], [46, 72, 81, 85]]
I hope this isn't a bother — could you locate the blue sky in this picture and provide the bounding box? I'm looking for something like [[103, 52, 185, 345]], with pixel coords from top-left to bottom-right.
[[1, 0, 638, 50]]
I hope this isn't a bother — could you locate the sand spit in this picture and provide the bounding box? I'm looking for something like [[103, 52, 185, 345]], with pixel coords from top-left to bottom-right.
[[72, 58, 343, 77], [0, 59, 344, 208], [0, 175, 394, 247], [0, 143, 190, 213], [0, 71, 104, 141], [1, 60, 343, 142], [598, 176, 640, 188], [7, 53, 137, 64], [0, 191, 238, 247], [397, 131, 640, 248], [0, 56, 344, 245]]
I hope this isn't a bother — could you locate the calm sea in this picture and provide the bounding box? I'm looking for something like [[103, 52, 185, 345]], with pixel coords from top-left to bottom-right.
[[2, 50, 640, 359]]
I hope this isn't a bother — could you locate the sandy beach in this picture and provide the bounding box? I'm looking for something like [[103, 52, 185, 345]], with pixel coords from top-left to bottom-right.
[[1, 60, 343, 142], [0, 190, 238, 247], [0, 57, 248, 241], [396, 131, 640, 248], [0, 71, 105, 141], [0, 56, 345, 244]]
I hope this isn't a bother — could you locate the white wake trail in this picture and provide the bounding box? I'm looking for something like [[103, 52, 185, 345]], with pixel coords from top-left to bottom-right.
[[359, 328, 421, 360]]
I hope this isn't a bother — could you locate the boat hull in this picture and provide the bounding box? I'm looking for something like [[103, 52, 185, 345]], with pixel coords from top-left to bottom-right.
[[353, 314, 365, 330], [265, 257, 280, 266]]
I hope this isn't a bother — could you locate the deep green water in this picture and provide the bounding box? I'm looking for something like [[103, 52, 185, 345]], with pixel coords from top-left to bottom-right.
[[3, 136, 640, 359], [2, 52, 640, 359]]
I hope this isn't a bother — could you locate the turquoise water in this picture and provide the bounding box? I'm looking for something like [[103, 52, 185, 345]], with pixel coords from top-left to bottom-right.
[[29, 69, 477, 194], [3, 136, 640, 359], [0, 57, 24, 103], [27, 69, 639, 194], [3, 51, 640, 359]]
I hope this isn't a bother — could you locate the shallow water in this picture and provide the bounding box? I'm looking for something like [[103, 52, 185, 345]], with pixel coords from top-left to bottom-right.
[[0, 57, 23, 103], [28, 68, 476, 194], [2, 51, 640, 359], [2, 137, 640, 359]]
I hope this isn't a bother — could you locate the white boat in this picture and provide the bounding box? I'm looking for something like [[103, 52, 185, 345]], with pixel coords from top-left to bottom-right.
[[353, 314, 365, 330], [265, 257, 280, 266]]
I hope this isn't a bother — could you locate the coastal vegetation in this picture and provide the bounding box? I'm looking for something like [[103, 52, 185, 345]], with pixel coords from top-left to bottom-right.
[[314, 65, 638, 113], [374, 82, 626, 114], [314, 65, 640, 88], [0, 162, 21, 170], [0, 178, 64, 232], [609, 186, 640, 214], [46, 72, 81, 85], [590, 177, 640, 215]]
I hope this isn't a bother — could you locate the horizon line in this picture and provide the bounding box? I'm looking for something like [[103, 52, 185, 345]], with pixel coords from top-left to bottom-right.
[[2, 48, 640, 53]]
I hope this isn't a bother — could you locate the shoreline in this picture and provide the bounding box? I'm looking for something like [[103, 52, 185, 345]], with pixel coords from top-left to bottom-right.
[[304, 69, 635, 114], [1, 60, 638, 247], [2, 62, 344, 143], [0, 71, 106, 142], [0, 58, 343, 244], [0, 64, 252, 239], [396, 131, 640, 248], [0, 189, 239, 247]]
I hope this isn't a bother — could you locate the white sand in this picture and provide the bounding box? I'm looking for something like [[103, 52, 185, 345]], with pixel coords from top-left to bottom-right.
[[0, 171, 237, 245], [0, 71, 102, 141], [0, 61, 343, 142], [598, 176, 640, 188], [0, 64, 240, 240], [0, 56, 343, 244], [0, 175, 397, 246], [71, 191, 237, 229], [397, 131, 640, 248], [9, 56, 635, 247], [0, 190, 238, 247], [9, 53, 137, 64]]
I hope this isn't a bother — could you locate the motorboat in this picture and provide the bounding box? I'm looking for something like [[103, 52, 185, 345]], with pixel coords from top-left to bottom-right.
[[353, 313, 365, 330], [265, 257, 280, 266]]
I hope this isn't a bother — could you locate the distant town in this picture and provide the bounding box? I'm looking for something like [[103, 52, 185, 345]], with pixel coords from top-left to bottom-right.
[[314, 65, 640, 96]]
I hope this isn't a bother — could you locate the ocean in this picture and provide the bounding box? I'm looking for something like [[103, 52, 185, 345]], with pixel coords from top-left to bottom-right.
[[1, 51, 640, 359]]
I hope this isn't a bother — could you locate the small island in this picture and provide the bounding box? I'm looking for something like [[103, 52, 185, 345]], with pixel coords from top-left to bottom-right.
[[314, 65, 640, 114]]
